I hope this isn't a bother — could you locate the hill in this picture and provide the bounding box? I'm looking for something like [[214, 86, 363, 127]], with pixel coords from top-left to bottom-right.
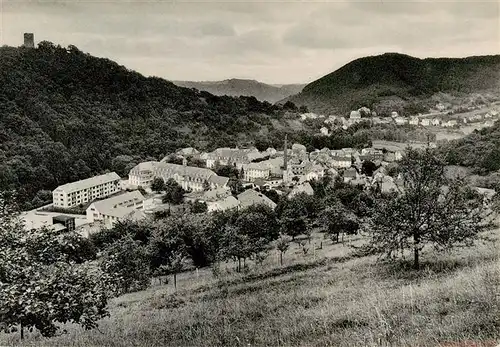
[[441, 120, 500, 174], [1, 229, 498, 346], [284, 53, 500, 115], [172, 79, 305, 103], [0, 42, 304, 209]]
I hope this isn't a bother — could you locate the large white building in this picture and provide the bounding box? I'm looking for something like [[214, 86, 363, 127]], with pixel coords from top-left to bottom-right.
[[52, 172, 121, 208], [243, 162, 271, 182], [86, 190, 144, 225], [128, 161, 229, 192]]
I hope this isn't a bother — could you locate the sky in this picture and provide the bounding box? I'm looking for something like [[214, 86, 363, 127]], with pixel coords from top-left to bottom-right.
[[1, 0, 499, 84]]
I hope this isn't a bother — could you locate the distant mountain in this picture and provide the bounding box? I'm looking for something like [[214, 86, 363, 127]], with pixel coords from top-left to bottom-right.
[[284, 53, 500, 115], [172, 79, 306, 103]]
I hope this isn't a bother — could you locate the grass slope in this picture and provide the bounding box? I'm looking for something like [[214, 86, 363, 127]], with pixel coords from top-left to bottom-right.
[[286, 53, 500, 115], [2, 231, 499, 347]]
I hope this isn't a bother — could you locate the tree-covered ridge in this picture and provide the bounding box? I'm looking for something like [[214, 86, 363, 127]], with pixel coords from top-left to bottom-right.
[[0, 42, 290, 209], [285, 53, 500, 114], [440, 121, 500, 174]]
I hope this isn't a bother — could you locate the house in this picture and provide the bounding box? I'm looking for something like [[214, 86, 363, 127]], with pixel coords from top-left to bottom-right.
[[243, 162, 271, 182], [300, 112, 319, 121], [99, 206, 146, 229], [176, 147, 200, 157], [409, 117, 419, 126], [207, 196, 240, 213], [420, 118, 431, 126], [394, 117, 408, 125], [299, 164, 325, 183], [288, 182, 314, 199], [343, 168, 358, 183], [391, 111, 399, 118], [128, 162, 229, 192], [442, 120, 458, 128], [350, 110, 362, 119], [320, 127, 330, 136], [52, 172, 121, 209], [237, 189, 277, 210], [266, 148, 277, 156], [431, 118, 441, 126], [332, 156, 352, 169], [86, 190, 144, 224], [361, 148, 384, 161]]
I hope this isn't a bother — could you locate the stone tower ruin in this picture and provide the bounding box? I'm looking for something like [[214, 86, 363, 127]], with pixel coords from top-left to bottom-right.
[[23, 33, 35, 48]]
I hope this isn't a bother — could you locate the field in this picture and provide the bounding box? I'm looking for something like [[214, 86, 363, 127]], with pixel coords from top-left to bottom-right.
[[1, 231, 499, 347]]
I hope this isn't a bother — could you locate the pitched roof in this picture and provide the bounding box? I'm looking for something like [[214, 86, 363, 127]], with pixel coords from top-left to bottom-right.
[[91, 191, 144, 213], [215, 196, 240, 211], [54, 172, 120, 193], [237, 189, 277, 209], [344, 168, 358, 178], [290, 182, 314, 197], [208, 175, 230, 187], [155, 162, 216, 180]]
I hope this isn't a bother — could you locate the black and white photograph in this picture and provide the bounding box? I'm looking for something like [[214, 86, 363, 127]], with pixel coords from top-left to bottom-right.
[[0, 0, 499, 346]]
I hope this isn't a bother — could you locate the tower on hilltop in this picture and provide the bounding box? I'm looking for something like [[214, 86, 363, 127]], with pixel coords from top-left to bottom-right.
[[23, 33, 35, 48]]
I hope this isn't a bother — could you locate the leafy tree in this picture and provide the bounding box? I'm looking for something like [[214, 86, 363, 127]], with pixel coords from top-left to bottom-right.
[[162, 178, 185, 205], [151, 177, 165, 193], [276, 235, 291, 266], [283, 101, 298, 112], [228, 177, 244, 195], [361, 160, 377, 176], [191, 200, 208, 214], [214, 164, 239, 178], [0, 194, 110, 339], [100, 235, 151, 294], [361, 148, 490, 269], [187, 156, 206, 168], [148, 219, 188, 290], [320, 203, 359, 243], [299, 105, 309, 113]]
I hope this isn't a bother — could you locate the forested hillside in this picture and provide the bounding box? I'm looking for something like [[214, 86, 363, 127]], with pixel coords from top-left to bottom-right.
[[440, 121, 500, 174], [285, 53, 500, 115], [0, 42, 295, 209]]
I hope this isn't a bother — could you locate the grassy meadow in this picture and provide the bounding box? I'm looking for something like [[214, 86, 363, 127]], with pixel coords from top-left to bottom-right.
[[1, 231, 499, 347]]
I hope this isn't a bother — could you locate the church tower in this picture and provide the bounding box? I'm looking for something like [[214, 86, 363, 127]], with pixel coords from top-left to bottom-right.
[[283, 134, 289, 183]]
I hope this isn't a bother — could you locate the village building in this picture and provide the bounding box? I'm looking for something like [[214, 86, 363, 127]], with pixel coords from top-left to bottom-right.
[[243, 162, 271, 182], [128, 162, 229, 192], [332, 156, 352, 169], [343, 168, 358, 183], [86, 190, 145, 226], [420, 118, 431, 126], [288, 182, 314, 199], [409, 117, 419, 126], [431, 118, 441, 126], [394, 117, 408, 125], [52, 172, 121, 209], [320, 126, 330, 136], [237, 189, 277, 210], [349, 110, 362, 119], [207, 196, 240, 213]]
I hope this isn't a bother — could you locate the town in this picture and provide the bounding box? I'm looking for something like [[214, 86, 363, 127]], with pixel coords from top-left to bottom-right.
[[22, 135, 433, 236]]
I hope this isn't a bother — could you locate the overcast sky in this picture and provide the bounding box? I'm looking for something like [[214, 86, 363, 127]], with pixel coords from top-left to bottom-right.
[[1, 0, 499, 84]]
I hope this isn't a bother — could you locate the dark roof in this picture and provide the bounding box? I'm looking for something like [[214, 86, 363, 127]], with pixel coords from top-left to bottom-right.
[[52, 215, 75, 222]]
